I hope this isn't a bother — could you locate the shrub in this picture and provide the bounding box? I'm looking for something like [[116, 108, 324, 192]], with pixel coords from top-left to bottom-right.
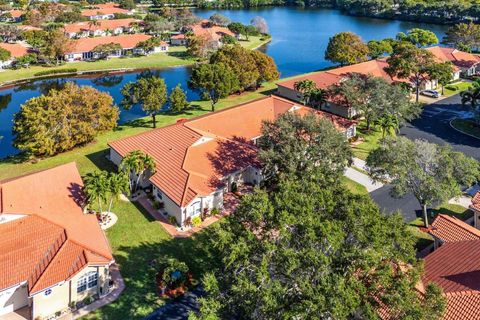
[[168, 215, 177, 225], [153, 201, 164, 210], [222, 34, 237, 44], [34, 68, 78, 77], [211, 207, 220, 216], [192, 216, 202, 227]]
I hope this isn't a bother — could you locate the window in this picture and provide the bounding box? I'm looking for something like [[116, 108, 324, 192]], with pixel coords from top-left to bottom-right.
[[77, 271, 98, 293]]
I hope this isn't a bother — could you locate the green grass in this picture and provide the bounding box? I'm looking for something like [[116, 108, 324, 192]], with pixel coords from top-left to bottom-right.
[[443, 81, 473, 96], [351, 125, 383, 160], [0, 81, 278, 180], [407, 203, 473, 251], [80, 197, 220, 319], [0, 47, 194, 85], [239, 36, 270, 50], [341, 176, 369, 195], [451, 118, 480, 139]]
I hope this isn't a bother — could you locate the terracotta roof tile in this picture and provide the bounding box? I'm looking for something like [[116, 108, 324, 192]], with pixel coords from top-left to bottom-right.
[[67, 34, 151, 53], [429, 214, 480, 243], [0, 163, 113, 294], [110, 95, 355, 207], [190, 20, 235, 42], [63, 18, 139, 34], [0, 42, 29, 58], [443, 291, 480, 320], [427, 46, 480, 70], [81, 3, 130, 17]]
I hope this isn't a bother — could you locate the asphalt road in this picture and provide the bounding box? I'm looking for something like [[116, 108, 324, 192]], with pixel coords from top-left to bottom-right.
[[371, 94, 480, 221]]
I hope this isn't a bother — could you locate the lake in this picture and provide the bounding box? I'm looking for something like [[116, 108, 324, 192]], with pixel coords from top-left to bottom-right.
[[0, 7, 448, 158]]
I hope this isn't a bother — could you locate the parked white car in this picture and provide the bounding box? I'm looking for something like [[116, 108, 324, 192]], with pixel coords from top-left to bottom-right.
[[420, 90, 441, 98]]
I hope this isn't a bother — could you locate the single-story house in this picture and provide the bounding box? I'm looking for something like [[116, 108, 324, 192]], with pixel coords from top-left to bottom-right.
[[108, 95, 356, 227], [421, 237, 480, 319], [0, 9, 24, 22], [0, 42, 30, 68], [81, 3, 131, 20], [63, 18, 140, 38], [428, 213, 480, 249], [469, 191, 480, 228], [0, 163, 114, 320], [64, 34, 168, 61], [170, 33, 187, 46], [187, 20, 237, 46], [427, 46, 480, 78]]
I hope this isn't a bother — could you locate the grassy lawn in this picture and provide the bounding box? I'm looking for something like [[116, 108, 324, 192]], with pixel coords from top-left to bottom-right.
[[0, 37, 271, 85], [0, 47, 194, 85], [451, 118, 480, 139], [0, 81, 277, 180], [341, 176, 369, 195], [351, 125, 383, 160], [443, 81, 473, 97], [408, 203, 473, 251], [80, 200, 220, 320]]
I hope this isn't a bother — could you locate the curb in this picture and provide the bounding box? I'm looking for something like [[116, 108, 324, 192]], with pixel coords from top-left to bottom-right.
[[449, 119, 480, 140]]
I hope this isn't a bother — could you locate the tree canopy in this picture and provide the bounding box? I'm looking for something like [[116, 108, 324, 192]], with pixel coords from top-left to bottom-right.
[[442, 22, 480, 52], [367, 137, 480, 227], [169, 84, 189, 113], [396, 28, 439, 47], [13, 82, 118, 157], [325, 31, 369, 66]]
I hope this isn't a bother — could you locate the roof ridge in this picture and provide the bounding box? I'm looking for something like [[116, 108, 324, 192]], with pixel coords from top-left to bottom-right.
[[438, 214, 480, 236], [0, 162, 77, 184], [68, 236, 113, 263]]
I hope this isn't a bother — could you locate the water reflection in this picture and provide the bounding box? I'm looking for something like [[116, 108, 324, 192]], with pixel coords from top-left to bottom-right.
[[91, 75, 124, 88]]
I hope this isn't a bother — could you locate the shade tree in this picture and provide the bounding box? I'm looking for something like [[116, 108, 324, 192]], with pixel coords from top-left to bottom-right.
[[396, 28, 439, 47], [325, 31, 369, 66], [442, 22, 480, 52]]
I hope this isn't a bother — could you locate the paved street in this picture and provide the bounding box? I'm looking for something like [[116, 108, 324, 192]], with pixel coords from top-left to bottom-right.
[[351, 94, 479, 221]]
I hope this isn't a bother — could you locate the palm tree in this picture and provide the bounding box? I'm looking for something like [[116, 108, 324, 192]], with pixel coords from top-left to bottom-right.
[[293, 79, 317, 105], [120, 150, 156, 194], [461, 86, 480, 124], [376, 114, 399, 141], [88, 19, 101, 34], [106, 172, 130, 214], [309, 88, 328, 109], [83, 171, 109, 214]]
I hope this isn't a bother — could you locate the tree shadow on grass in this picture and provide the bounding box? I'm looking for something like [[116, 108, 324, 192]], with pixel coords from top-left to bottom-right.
[[85, 148, 117, 172], [92, 227, 221, 320], [167, 51, 193, 60]]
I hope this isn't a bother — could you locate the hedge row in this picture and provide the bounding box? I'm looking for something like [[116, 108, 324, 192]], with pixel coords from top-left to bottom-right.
[[34, 68, 78, 77]]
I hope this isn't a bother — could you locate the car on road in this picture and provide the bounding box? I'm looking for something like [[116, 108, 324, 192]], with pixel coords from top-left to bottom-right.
[[420, 89, 441, 98]]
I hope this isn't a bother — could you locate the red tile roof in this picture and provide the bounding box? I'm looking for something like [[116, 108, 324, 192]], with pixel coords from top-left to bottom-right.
[[109, 95, 355, 207], [67, 34, 151, 53], [8, 9, 23, 18], [190, 20, 235, 42], [171, 34, 186, 40], [427, 46, 480, 70], [63, 18, 138, 34], [429, 214, 480, 243], [443, 291, 480, 320], [469, 191, 480, 212], [0, 163, 113, 294], [0, 42, 29, 58], [81, 3, 130, 17]]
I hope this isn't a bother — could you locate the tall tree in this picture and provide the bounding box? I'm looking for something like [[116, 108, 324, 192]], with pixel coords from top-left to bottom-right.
[[385, 42, 437, 102], [169, 84, 189, 113], [121, 76, 167, 128], [325, 31, 369, 66], [190, 178, 446, 319], [376, 113, 399, 140], [92, 42, 122, 59], [83, 171, 108, 214], [396, 28, 439, 47], [367, 39, 393, 59], [13, 83, 118, 157], [428, 62, 454, 95], [41, 28, 73, 64], [250, 49, 279, 87], [258, 112, 352, 186], [106, 172, 130, 214], [189, 62, 239, 111], [330, 73, 421, 130], [442, 22, 480, 52], [209, 13, 230, 26], [119, 150, 156, 194], [367, 137, 480, 227]]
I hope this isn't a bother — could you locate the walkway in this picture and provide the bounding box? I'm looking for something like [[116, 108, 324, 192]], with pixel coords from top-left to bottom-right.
[[72, 264, 125, 319], [344, 157, 384, 192]]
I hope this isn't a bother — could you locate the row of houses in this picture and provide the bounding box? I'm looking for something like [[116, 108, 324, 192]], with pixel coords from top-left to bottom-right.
[[277, 46, 480, 118], [0, 163, 114, 319]]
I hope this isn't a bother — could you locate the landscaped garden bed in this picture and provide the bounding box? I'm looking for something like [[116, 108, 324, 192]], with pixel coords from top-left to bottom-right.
[[451, 118, 480, 139]]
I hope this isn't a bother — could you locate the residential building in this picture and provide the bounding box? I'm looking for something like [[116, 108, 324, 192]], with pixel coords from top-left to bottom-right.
[[469, 192, 480, 228], [63, 18, 140, 38], [0, 163, 114, 320], [427, 46, 480, 78], [81, 3, 131, 20], [177, 20, 237, 48], [108, 95, 356, 227], [0, 42, 30, 68], [428, 213, 480, 249], [1, 9, 24, 22], [63, 34, 168, 62], [170, 33, 187, 46], [277, 46, 476, 118]]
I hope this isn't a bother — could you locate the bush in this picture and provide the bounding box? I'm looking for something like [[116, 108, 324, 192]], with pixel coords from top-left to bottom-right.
[[168, 215, 177, 225], [34, 68, 78, 77], [211, 207, 220, 216], [222, 34, 237, 44], [445, 85, 458, 91], [192, 216, 202, 227]]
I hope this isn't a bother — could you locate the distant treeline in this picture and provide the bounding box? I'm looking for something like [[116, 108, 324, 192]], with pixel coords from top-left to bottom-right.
[[194, 0, 480, 24]]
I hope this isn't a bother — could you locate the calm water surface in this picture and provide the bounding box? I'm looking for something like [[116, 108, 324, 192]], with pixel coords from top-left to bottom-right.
[[0, 7, 448, 158]]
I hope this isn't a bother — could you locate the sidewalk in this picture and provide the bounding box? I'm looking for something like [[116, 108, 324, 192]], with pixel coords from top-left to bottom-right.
[[72, 264, 125, 319], [344, 157, 384, 193]]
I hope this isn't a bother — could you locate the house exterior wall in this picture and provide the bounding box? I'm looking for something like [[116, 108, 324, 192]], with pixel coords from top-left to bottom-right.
[[171, 38, 187, 46], [32, 265, 110, 319], [153, 186, 183, 224], [276, 85, 302, 103], [320, 101, 353, 118], [0, 283, 28, 316], [109, 148, 123, 166]]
